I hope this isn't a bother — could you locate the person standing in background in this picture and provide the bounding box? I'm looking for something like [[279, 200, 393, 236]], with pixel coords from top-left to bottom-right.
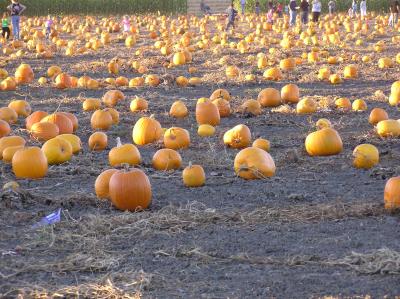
[[289, 0, 298, 27], [7, 0, 26, 40], [255, 1, 260, 16], [226, 2, 238, 30], [328, 0, 336, 16], [351, 0, 358, 18], [276, 2, 283, 17], [45, 15, 53, 40], [311, 0, 322, 22], [240, 0, 246, 15], [360, 0, 367, 20], [2, 13, 10, 41], [389, 0, 400, 27], [300, 0, 310, 25]]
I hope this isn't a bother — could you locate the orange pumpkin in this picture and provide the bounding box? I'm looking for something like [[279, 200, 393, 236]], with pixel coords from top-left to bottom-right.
[[91, 109, 113, 131], [132, 116, 163, 145], [210, 89, 231, 101], [54, 73, 72, 89], [196, 101, 220, 126], [95, 169, 119, 199], [305, 128, 343, 156], [212, 98, 231, 117], [15, 63, 34, 84], [152, 148, 182, 171], [0, 135, 25, 159], [130, 97, 148, 112], [169, 100, 188, 118], [26, 111, 48, 130], [41, 113, 73, 134], [223, 124, 252, 149], [0, 107, 18, 124], [164, 127, 190, 150], [102, 90, 125, 107], [369, 108, 388, 125], [88, 132, 108, 151], [258, 88, 282, 107], [281, 84, 300, 104], [12, 147, 48, 179], [384, 177, 400, 210], [234, 147, 276, 179], [0, 120, 11, 137], [8, 100, 31, 117], [182, 163, 206, 187], [30, 122, 59, 141], [109, 143, 141, 167]]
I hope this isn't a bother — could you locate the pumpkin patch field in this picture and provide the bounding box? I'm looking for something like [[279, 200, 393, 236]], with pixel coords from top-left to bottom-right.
[[1, 12, 400, 297]]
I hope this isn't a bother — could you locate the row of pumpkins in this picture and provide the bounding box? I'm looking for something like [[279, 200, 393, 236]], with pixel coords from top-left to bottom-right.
[[1, 81, 400, 212]]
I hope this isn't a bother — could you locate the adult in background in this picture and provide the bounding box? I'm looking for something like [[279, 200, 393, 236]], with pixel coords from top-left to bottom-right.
[[328, 0, 336, 16], [300, 0, 310, 25], [389, 0, 400, 27], [7, 0, 25, 40], [360, 0, 367, 20], [200, 0, 211, 15], [289, 0, 298, 27], [311, 0, 321, 22], [351, 0, 358, 18], [240, 0, 246, 15]]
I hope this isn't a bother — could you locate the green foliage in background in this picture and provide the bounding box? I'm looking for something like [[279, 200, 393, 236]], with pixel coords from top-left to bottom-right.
[[233, 0, 389, 13], [0, 0, 187, 16]]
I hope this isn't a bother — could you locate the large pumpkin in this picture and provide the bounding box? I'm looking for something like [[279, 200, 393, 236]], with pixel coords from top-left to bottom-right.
[[108, 169, 152, 211], [152, 148, 182, 171], [30, 122, 59, 141], [56, 134, 82, 154], [0, 107, 18, 124], [132, 116, 163, 145], [353, 144, 379, 169], [234, 147, 276, 179], [376, 120, 400, 137], [8, 100, 31, 117], [223, 124, 251, 149], [305, 128, 343, 156], [41, 137, 73, 165], [196, 101, 220, 126], [164, 127, 190, 150], [369, 108, 388, 125], [12, 147, 48, 179], [91, 109, 113, 131], [169, 101, 188, 118]]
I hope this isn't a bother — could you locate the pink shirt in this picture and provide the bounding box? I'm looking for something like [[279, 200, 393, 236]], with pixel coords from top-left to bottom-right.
[[45, 19, 53, 28], [122, 19, 130, 32]]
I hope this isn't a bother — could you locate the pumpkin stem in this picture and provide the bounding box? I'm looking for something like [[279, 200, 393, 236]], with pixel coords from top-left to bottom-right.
[[188, 161, 192, 168], [116, 137, 122, 147], [121, 163, 130, 171]]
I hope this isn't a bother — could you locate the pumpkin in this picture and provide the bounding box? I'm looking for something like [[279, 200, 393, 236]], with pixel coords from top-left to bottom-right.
[[296, 98, 317, 114], [91, 109, 113, 131], [210, 89, 231, 101], [132, 116, 163, 145], [102, 90, 125, 107], [281, 84, 300, 104], [0, 107, 18, 124], [130, 97, 148, 112], [212, 98, 231, 117], [2, 145, 24, 163], [343, 64, 358, 78], [41, 113, 73, 134], [252, 138, 270, 152], [226, 65, 239, 78], [376, 119, 400, 137], [109, 143, 141, 167], [129, 77, 145, 87], [8, 100, 31, 117], [59, 112, 78, 132], [145, 74, 160, 87], [152, 148, 182, 171], [384, 177, 400, 210], [198, 124, 215, 137], [88, 132, 108, 151], [318, 67, 331, 80], [195, 101, 220, 126], [280, 58, 296, 71], [30, 122, 59, 141], [109, 169, 152, 211], [258, 88, 282, 107], [335, 98, 352, 110], [42, 137, 73, 165], [15, 63, 34, 84], [108, 60, 119, 74], [115, 76, 129, 87], [176, 76, 189, 87], [305, 128, 343, 156], [369, 108, 388, 125], [182, 163, 205, 187], [263, 67, 282, 81], [95, 169, 119, 199], [0, 120, 11, 137], [0, 136, 25, 159], [172, 51, 186, 65], [223, 124, 251, 149], [54, 73, 72, 89], [329, 74, 342, 84], [83, 98, 101, 111], [352, 99, 367, 111], [26, 111, 48, 130], [12, 147, 48, 179], [164, 127, 190, 150], [234, 147, 276, 179], [169, 100, 188, 118], [47, 65, 62, 78], [56, 134, 82, 154], [0, 77, 17, 91], [238, 99, 262, 116], [316, 118, 332, 129], [353, 144, 379, 169]]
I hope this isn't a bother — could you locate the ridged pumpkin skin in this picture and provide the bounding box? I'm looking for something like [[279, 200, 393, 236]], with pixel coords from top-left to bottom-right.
[[182, 164, 205, 187], [2, 145, 24, 163], [152, 148, 182, 171], [234, 147, 276, 179], [353, 144, 379, 169], [384, 177, 400, 210], [109, 144, 141, 167], [132, 116, 163, 145], [109, 169, 152, 211], [41, 113, 73, 134], [88, 132, 108, 151], [195, 101, 220, 126], [223, 124, 252, 149], [12, 147, 48, 179], [164, 127, 190, 150], [169, 101, 188, 118], [26, 111, 48, 130], [95, 169, 119, 199], [258, 88, 282, 107], [305, 128, 343, 156], [376, 120, 400, 137], [59, 112, 79, 132], [0, 136, 26, 159], [30, 122, 60, 141]]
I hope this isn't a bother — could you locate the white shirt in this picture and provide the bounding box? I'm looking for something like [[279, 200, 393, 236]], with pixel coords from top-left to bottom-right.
[[360, 1, 366, 10], [312, 1, 322, 12]]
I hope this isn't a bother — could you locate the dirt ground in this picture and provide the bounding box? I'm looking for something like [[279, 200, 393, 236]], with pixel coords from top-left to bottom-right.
[[1, 14, 400, 298]]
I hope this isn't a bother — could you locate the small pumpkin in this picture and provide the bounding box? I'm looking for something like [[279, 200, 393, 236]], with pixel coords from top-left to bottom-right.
[[296, 98, 317, 114], [238, 99, 262, 116], [198, 124, 215, 137], [0, 107, 18, 124], [212, 98, 231, 117], [41, 137, 73, 165], [305, 128, 343, 156], [369, 108, 388, 125], [223, 124, 251, 149], [210, 89, 231, 101], [26, 111, 48, 130], [2, 145, 24, 163], [0, 120, 11, 138], [169, 100, 188, 118], [15, 63, 34, 84], [54, 73, 72, 89], [281, 84, 300, 104], [30, 122, 59, 141], [8, 100, 31, 117], [88, 132, 108, 151], [353, 144, 379, 169], [109, 140, 141, 167], [258, 88, 282, 107], [164, 127, 190, 150], [130, 97, 148, 112], [316, 118, 332, 129], [152, 148, 182, 171], [196, 100, 220, 126], [182, 163, 206, 187], [102, 90, 125, 107], [352, 99, 367, 111], [234, 147, 276, 179], [252, 138, 270, 151], [12, 147, 48, 179], [41, 113, 73, 134], [91, 109, 113, 131], [95, 169, 119, 199], [132, 115, 163, 145], [56, 134, 82, 154], [83, 98, 101, 111], [0, 136, 25, 159], [335, 98, 352, 110]]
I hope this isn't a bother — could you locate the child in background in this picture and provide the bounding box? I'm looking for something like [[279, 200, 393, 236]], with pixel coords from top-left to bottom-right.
[[255, 1, 260, 16], [2, 12, 10, 40], [122, 15, 131, 34], [45, 15, 53, 39], [267, 6, 274, 24], [225, 2, 238, 31]]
